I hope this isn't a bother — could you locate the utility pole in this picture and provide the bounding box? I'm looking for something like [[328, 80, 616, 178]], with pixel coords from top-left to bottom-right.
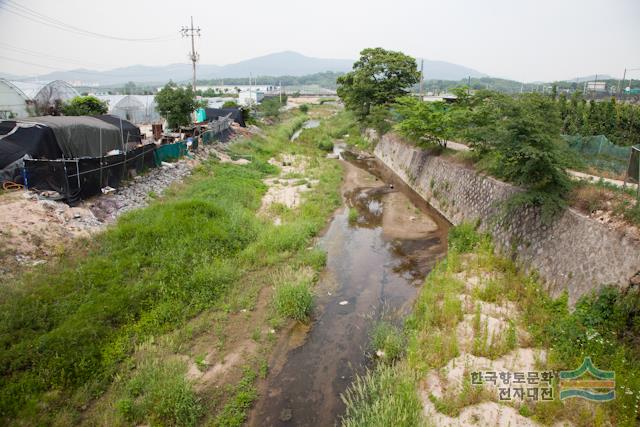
[[419, 59, 424, 99], [618, 68, 626, 98], [180, 16, 201, 93]]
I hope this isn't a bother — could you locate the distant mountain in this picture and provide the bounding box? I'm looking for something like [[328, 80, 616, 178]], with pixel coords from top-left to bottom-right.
[[28, 64, 222, 86], [23, 51, 353, 86], [418, 58, 486, 80], [12, 51, 486, 86], [213, 51, 353, 79], [0, 72, 27, 80]]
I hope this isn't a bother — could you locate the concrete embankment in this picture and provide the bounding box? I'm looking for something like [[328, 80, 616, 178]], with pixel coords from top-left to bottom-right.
[[374, 133, 640, 303]]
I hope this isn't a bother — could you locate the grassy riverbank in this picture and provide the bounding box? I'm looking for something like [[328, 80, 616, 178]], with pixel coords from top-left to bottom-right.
[[0, 110, 344, 425], [342, 224, 640, 426]]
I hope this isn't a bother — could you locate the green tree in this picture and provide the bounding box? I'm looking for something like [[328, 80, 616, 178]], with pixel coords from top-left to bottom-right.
[[489, 93, 572, 220], [259, 97, 284, 120], [61, 95, 108, 116], [394, 97, 451, 147], [155, 82, 198, 129], [336, 47, 419, 122], [123, 81, 137, 95], [451, 90, 513, 152]]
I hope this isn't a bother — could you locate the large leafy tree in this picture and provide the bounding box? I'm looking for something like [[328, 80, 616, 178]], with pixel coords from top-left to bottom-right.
[[489, 93, 572, 219], [62, 95, 108, 116], [155, 82, 198, 129], [337, 47, 419, 122], [394, 97, 452, 147]]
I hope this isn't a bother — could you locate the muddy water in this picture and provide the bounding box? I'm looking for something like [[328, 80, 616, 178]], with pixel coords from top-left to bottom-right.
[[249, 151, 449, 427]]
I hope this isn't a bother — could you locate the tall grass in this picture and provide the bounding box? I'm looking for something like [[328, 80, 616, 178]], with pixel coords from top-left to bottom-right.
[[370, 321, 405, 362], [272, 280, 313, 322], [341, 363, 423, 427]]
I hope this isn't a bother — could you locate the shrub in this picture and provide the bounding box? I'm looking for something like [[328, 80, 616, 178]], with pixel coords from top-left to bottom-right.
[[448, 222, 481, 252], [222, 100, 239, 108], [317, 135, 334, 152], [62, 95, 108, 116], [272, 280, 313, 322], [299, 104, 309, 113]]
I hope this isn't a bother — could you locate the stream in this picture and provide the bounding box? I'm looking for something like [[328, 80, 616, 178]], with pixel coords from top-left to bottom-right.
[[290, 120, 320, 141], [249, 146, 449, 426]]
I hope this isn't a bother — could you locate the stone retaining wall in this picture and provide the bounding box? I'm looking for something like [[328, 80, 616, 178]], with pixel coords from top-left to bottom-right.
[[375, 133, 640, 303]]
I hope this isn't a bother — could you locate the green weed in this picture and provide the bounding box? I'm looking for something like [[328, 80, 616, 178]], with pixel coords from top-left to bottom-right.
[[370, 321, 404, 362], [272, 280, 314, 322], [116, 358, 201, 426], [348, 207, 359, 224], [341, 363, 423, 427]]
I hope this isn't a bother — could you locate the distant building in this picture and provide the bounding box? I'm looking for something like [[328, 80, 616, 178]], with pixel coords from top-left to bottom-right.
[[421, 93, 458, 103], [201, 97, 238, 108], [238, 90, 265, 107], [0, 79, 79, 119], [586, 81, 607, 92], [196, 84, 279, 94]]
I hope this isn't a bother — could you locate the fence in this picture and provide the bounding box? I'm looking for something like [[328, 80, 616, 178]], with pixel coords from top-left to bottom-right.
[[562, 135, 632, 175]]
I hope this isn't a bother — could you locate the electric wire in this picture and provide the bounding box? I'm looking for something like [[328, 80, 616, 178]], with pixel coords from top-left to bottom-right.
[[0, 0, 178, 42]]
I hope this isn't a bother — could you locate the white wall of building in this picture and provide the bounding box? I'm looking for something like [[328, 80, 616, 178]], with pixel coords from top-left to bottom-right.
[[237, 90, 265, 107]]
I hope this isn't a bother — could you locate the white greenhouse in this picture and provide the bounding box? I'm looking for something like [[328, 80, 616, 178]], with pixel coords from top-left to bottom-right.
[[0, 79, 79, 119], [96, 94, 160, 124]]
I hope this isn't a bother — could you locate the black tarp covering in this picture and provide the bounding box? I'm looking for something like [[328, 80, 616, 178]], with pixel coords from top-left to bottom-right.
[[0, 122, 63, 170], [24, 143, 157, 203], [0, 121, 15, 135], [95, 114, 142, 143], [20, 116, 124, 158], [204, 108, 246, 127]]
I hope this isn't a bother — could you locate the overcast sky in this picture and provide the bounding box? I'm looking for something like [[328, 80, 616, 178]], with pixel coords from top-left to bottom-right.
[[0, 0, 638, 82]]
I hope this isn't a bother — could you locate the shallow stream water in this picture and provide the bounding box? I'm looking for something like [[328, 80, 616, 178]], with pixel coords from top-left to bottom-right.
[[249, 150, 449, 426], [290, 120, 321, 141]]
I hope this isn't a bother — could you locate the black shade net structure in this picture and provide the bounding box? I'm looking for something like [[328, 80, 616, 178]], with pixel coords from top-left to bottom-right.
[[24, 144, 157, 203], [2, 114, 233, 204], [204, 108, 246, 127]]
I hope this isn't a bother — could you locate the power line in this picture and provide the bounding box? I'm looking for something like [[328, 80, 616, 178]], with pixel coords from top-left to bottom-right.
[[0, 41, 112, 69], [0, 0, 177, 42]]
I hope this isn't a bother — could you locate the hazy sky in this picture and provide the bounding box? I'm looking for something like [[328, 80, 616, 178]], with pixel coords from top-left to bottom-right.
[[0, 0, 638, 82]]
